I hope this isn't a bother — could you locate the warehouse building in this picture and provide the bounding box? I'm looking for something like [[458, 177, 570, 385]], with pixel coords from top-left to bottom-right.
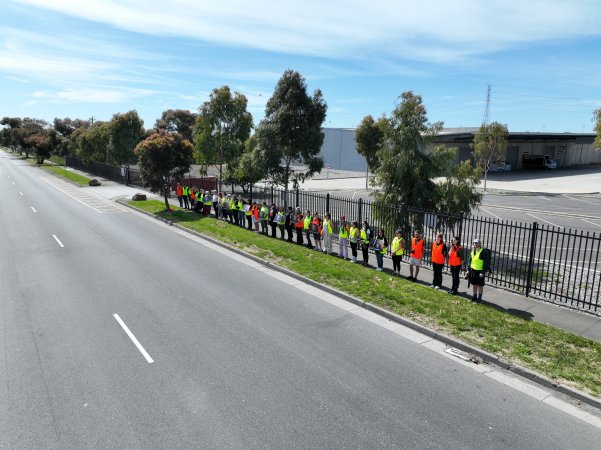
[[320, 127, 599, 171]]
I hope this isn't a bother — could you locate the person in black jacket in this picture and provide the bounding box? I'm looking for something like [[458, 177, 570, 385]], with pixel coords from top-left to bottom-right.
[[269, 203, 278, 237], [285, 207, 294, 242]]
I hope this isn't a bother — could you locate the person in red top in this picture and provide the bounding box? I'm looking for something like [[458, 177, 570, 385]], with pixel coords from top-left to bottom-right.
[[294, 208, 304, 246], [176, 183, 183, 208], [408, 230, 424, 282], [430, 233, 448, 289], [447, 236, 464, 295]]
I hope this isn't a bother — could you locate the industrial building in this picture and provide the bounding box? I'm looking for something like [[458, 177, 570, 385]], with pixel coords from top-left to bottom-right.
[[320, 127, 599, 172]]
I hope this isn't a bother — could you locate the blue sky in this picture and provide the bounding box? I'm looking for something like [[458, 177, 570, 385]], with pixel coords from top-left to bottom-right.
[[1, 0, 600, 133]]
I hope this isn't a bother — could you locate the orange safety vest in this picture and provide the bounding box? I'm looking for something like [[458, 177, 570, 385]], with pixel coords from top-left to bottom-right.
[[449, 245, 463, 267], [176, 186, 182, 196], [295, 214, 304, 229], [190, 191, 196, 200], [411, 238, 424, 259], [431, 241, 445, 264]]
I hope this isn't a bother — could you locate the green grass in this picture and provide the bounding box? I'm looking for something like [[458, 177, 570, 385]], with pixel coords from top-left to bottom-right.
[[130, 199, 601, 398], [42, 165, 91, 186], [48, 155, 66, 165]]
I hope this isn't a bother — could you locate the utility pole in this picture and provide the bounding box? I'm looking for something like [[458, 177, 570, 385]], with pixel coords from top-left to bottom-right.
[[482, 85, 491, 126]]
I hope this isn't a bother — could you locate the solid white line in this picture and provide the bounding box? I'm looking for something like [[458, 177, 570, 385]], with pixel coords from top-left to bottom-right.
[[526, 213, 564, 229], [113, 314, 154, 363], [52, 234, 64, 248], [580, 218, 601, 228], [19, 191, 23, 196], [563, 195, 599, 206], [537, 196, 551, 202], [479, 207, 502, 220], [30, 206, 37, 213]]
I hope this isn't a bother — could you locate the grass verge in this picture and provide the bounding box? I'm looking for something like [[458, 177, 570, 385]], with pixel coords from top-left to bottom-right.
[[42, 165, 91, 186], [130, 199, 601, 398]]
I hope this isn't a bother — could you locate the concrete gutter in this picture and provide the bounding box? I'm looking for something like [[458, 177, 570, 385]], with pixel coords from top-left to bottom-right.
[[118, 199, 601, 411]]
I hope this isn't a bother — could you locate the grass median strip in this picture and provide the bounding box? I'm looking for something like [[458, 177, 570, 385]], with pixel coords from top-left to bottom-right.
[[130, 199, 601, 398], [42, 165, 91, 186]]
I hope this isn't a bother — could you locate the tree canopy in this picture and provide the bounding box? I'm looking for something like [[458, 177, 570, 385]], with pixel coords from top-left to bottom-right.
[[135, 132, 194, 211], [155, 109, 197, 142], [193, 86, 253, 192], [108, 110, 145, 165], [255, 69, 327, 207], [224, 136, 267, 192], [355, 115, 386, 172]]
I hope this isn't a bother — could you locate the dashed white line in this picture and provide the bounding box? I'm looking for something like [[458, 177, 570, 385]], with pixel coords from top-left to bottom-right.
[[537, 196, 551, 202], [19, 191, 23, 196], [30, 206, 37, 213], [113, 314, 154, 364], [580, 218, 601, 228], [52, 234, 64, 248], [11, 181, 14, 185], [526, 213, 564, 229]]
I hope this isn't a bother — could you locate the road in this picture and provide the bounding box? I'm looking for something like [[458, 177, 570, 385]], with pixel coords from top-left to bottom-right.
[[1, 151, 600, 448]]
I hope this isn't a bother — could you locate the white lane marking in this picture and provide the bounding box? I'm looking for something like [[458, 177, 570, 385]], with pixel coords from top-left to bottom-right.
[[113, 314, 154, 364], [19, 191, 23, 196], [563, 195, 599, 206], [52, 234, 64, 248], [40, 176, 126, 214], [580, 218, 601, 228], [479, 207, 502, 220], [526, 213, 564, 229], [30, 206, 37, 213], [11, 181, 14, 185], [537, 196, 551, 202]]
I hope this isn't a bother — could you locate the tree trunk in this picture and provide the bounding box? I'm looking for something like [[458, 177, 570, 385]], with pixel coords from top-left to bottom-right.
[[164, 181, 170, 211]]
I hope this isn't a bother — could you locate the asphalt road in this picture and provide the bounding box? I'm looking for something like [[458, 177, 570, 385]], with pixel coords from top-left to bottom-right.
[[1, 152, 600, 449]]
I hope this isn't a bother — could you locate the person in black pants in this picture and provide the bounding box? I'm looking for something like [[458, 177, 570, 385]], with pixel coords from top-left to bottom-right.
[[430, 233, 448, 289], [285, 207, 294, 242], [360, 221, 371, 266], [448, 236, 464, 295], [269, 203, 278, 237]]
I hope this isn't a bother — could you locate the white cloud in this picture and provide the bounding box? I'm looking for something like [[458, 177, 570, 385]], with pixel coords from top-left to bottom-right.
[[29, 87, 155, 103], [9, 0, 601, 62]]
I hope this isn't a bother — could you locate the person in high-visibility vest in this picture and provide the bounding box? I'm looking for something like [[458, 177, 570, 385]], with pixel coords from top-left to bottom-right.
[[322, 212, 333, 254], [295, 208, 304, 246], [251, 202, 260, 232], [338, 215, 350, 260], [212, 191, 218, 217], [349, 221, 360, 263], [237, 198, 245, 227], [245, 200, 253, 230], [372, 228, 388, 271], [391, 229, 405, 275], [204, 192, 213, 216], [182, 185, 190, 209], [408, 230, 424, 282], [467, 238, 491, 303], [176, 183, 183, 208], [430, 233, 448, 289], [312, 214, 323, 252], [230, 196, 239, 226], [448, 236, 464, 295], [277, 206, 286, 239], [303, 209, 313, 249], [360, 221, 371, 266], [260, 202, 269, 235], [222, 194, 230, 221]]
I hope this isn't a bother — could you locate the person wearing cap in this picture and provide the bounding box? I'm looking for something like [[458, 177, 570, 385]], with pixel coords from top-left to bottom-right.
[[338, 215, 350, 260], [448, 236, 464, 295], [322, 212, 333, 254], [408, 230, 424, 282], [467, 238, 492, 303], [391, 230, 406, 275], [303, 209, 313, 249]]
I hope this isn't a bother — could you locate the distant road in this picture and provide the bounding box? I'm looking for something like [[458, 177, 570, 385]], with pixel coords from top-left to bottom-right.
[[1, 151, 599, 448]]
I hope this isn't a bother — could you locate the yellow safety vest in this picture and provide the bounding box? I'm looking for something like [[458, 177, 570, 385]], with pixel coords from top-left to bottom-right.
[[339, 223, 348, 239], [470, 249, 484, 270], [303, 216, 311, 230], [349, 226, 358, 243], [360, 228, 369, 244], [391, 237, 404, 256], [323, 219, 332, 235]]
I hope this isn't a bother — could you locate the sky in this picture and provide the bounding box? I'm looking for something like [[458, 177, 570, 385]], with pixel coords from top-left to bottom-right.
[[1, 0, 600, 133]]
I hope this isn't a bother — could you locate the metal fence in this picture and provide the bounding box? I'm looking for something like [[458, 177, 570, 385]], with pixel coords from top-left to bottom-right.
[[65, 156, 144, 188], [235, 186, 600, 315]]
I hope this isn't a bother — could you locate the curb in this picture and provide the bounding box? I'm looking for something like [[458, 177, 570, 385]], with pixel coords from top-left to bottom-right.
[[118, 199, 601, 411]]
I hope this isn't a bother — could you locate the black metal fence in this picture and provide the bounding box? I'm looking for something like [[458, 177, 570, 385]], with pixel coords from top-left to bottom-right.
[[65, 156, 143, 187], [238, 186, 601, 315]]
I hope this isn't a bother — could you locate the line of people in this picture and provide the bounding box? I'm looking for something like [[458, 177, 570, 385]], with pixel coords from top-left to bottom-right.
[[183, 188, 492, 303]]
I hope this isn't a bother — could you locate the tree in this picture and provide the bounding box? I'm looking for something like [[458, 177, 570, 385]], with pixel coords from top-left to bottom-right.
[[224, 136, 267, 193], [155, 109, 197, 142], [255, 69, 327, 208], [0, 117, 22, 151], [594, 109, 601, 151], [356, 115, 386, 173], [194, 86, 253, 193], [72, 121, 110, 163], [18, 118, 48, 158], [471, 122, 509, 191], [25, 133, 53, 164], [109, 110, 145, 165], [373, 91, 481, 223], [135, 132, 194, 211]]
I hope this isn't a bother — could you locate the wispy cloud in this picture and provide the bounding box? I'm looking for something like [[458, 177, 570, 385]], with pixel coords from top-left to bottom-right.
[[10, 0, 601, 62], [29, 87, 155, 104]]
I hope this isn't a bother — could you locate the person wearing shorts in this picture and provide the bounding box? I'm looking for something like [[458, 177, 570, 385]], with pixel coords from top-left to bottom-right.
[[467, 238, 491, 303], [408, 230, 424, 282]]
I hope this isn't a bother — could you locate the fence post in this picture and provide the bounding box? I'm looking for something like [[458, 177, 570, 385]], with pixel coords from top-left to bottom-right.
[[296, 188, 300, 208], [326, 193, 330, 213], [358, 198, 363, 225], [525, 222, 539, 297], [457, 213, 464, 243], [271, 185, 274, 204], [250, 184, 253, 203]]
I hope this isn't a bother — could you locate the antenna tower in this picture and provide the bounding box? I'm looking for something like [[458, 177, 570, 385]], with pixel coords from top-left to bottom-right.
[[482, 84, 491, 125]]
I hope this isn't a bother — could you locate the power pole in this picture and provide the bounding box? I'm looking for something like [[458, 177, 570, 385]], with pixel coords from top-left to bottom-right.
[[482, 84, 491, 126]]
